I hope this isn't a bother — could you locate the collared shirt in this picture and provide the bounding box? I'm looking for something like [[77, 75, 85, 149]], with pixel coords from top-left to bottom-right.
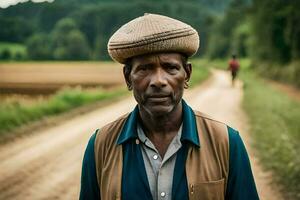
[[137, 123, 183, 200]]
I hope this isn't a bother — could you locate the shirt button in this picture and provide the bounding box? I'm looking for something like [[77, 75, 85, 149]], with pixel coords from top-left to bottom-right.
[[160, 192, 166, 197], [153, 154, 158, 160]]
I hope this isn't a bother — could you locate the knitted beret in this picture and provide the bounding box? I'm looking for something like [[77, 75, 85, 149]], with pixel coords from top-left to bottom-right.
[[107, 13, 200, 64]]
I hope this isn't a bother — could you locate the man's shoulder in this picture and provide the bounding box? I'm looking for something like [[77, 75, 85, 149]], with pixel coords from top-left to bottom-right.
[[94, 113, 130, 145], [193, 110, 233, 141], [193, 110, 227, 126]]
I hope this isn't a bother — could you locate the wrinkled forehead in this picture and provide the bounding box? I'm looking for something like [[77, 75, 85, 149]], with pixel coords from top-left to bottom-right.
[[130, 52, 184, 66]]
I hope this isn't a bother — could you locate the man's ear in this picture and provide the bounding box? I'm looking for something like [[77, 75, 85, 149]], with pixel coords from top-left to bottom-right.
[[183, 62, 192, 89], [185, 62, 192, 82], [123, 66, 132, 90]]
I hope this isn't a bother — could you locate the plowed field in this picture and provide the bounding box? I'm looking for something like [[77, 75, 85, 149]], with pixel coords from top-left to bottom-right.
[[0, 62, 124, 94]]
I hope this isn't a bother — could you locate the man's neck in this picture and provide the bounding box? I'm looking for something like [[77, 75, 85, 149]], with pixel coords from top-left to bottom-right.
[[139, 103, 183, 135], [138, 102, 183, 158]]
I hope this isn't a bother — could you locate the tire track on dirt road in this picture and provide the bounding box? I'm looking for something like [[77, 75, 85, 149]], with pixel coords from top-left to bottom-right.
[[0, 70, 283, 200]]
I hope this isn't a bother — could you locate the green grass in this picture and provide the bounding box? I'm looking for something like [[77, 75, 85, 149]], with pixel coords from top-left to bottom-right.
[[189, 59, 210, 87], [240, 68, 300, 199], [0, 42, 27, 60], [253, 60, 300, 88], [0, 87, 128, 136]]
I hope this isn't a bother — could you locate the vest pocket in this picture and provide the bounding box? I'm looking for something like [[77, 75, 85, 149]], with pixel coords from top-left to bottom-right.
[[189, 178, 225, 200]]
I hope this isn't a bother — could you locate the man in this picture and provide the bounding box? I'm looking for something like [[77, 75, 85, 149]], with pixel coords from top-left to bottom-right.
[[80, 14, 259, 200], [228, 54, 240, 86]]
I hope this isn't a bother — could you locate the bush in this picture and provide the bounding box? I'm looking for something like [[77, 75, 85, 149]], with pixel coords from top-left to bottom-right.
[[51, 18, 91, 60], [26, 33, 52, 60], [0, 49, 11, 60], [64, 30, 90, 60]]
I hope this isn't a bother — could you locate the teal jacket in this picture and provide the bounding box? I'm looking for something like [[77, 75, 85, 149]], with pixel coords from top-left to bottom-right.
[[80, 100, 259, 200]]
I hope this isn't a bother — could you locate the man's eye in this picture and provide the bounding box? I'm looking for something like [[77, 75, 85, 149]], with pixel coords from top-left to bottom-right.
[[138, 67, 148, 72], [137, 65, 151, 71], [166, 65, 179, 70]]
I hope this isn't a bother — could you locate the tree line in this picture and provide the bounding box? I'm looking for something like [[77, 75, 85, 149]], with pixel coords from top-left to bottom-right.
[[0, 0, 230, 60]]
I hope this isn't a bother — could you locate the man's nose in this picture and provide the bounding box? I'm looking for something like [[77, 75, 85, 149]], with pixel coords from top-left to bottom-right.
[[150, 68, 167, 88]]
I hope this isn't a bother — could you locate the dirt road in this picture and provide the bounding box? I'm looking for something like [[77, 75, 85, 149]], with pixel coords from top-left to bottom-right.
[[0, 70, 282, 199]]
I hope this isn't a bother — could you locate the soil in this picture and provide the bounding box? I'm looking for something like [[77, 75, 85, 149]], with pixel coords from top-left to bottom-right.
[[0, 62, 124, 94], [0, 69, 283, 200]]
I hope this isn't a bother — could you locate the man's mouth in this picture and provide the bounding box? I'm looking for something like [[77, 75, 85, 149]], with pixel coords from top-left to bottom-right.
[[147, 95, 170, 103]]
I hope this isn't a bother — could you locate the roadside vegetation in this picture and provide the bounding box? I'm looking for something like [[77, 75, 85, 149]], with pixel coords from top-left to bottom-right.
[[0, 87, 128, 137], [189, 59, 210, 87], [241, 68, 300, 200]]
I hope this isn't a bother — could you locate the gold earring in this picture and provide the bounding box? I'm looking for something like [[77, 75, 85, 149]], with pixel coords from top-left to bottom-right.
[[127, 85, 132, 90], [184, 82, 189, 89]]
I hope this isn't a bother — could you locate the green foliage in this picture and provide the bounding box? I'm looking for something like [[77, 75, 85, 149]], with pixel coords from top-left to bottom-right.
[[0, 17, 35, 43], [206, 0, 251, 59], [0, 42, 27, 60], [26, 20, 91, 60], [0, 87, 128, 136], [241, 69, 300, 200], [253, 60, 300, 88], [0, 49, 11, 60], [247, 0, 300, 64], [38, 2, 78, 32], [245, 1, 300, 87], [72, 2, 214, 59], [0, 0, 234, 60], [231, 21, 251, 57], [189, 59, 210, 87], [54, 18, 78, 33], [64, 30, 91, 60], [26, 33, 52, 60], [49, 18, 91, 60], [206, 0, 300, 87], [52, 29, 91, 60]]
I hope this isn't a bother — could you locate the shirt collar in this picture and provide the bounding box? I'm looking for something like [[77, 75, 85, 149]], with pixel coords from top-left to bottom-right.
[[137, 122, 183, 145], [116, 100, 200, 147], [181, 100, 200, 147], [116, 105, 139, 145]]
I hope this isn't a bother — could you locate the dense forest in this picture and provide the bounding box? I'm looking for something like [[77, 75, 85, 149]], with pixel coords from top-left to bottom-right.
[[0, 0, 299, 86], [0, 0, 231, 60]]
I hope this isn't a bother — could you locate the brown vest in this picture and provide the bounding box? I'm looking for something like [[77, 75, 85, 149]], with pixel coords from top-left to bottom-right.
[[94, 111, 229, 200]]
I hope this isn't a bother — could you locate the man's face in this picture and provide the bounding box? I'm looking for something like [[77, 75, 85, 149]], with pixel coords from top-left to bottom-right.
[[124, 53, 191, 117]]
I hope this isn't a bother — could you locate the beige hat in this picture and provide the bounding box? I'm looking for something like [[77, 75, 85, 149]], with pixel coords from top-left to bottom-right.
[[107, 13, 200, 64]]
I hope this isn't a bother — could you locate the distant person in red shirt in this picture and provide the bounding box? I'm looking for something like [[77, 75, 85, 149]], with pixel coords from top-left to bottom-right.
[[228, 54, 240, 86]]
